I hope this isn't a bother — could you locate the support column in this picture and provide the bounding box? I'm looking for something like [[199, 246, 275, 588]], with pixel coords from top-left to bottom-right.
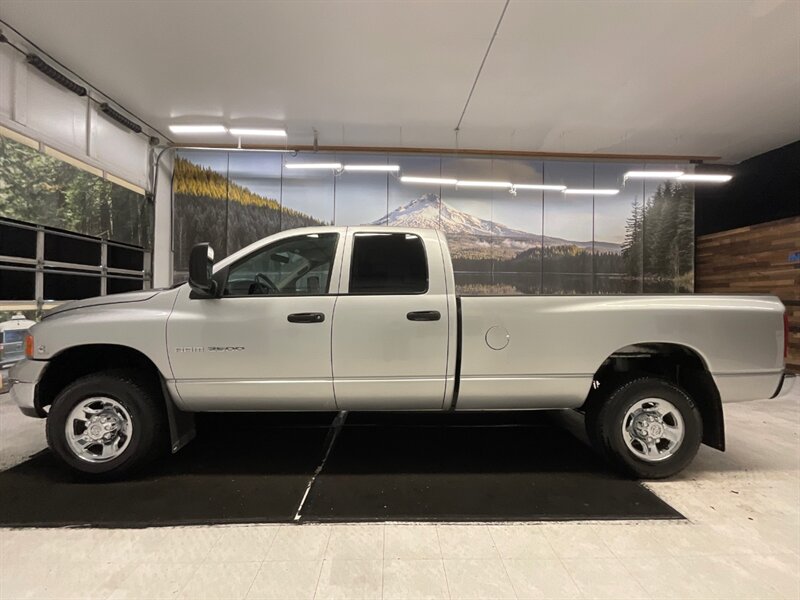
[[152, 150, 174, 288]]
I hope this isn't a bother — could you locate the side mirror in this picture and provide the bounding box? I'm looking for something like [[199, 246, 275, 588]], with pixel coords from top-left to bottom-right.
[[188, 243, 217, 297]]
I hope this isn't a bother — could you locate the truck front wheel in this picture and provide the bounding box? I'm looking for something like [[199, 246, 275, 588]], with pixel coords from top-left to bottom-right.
[[591, 377, 703, 479], [46, 370, 167, 478]]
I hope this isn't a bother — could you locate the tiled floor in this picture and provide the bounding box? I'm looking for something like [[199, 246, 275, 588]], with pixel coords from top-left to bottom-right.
[[0, 388, 797, 599]]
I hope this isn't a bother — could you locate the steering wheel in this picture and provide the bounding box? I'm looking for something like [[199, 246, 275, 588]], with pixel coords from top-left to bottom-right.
[[254, 272, 279, 294]]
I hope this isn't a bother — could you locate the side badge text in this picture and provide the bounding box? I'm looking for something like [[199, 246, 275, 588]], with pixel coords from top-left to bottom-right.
[[175, 346, 246, 353]]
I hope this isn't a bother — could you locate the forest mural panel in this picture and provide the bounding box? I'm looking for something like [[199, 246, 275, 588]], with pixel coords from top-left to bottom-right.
[[0, 135, 151, 248], [173, 150, 694, 294]]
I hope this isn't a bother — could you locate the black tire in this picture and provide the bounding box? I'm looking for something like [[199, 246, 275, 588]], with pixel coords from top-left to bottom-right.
[[590, 377, 702, 479], [583, 372, 630, 450], [46, 369, 168, 479]]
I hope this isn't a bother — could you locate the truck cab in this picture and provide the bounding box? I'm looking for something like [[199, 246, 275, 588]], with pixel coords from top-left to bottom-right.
[[167, 227, 456, 411]]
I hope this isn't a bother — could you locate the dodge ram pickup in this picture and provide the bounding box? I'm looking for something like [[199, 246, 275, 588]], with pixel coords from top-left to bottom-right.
[[9, 226, 796, 479]]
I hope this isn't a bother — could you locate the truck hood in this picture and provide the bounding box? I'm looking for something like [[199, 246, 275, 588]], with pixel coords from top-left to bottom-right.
[[43, 289, 163, 319]]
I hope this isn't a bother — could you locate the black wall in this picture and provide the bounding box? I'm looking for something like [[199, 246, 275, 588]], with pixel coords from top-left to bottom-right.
[[695, 140, 800, 235]]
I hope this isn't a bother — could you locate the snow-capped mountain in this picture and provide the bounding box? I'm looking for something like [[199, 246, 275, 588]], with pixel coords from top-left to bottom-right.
[[371, 193, 621, 254]]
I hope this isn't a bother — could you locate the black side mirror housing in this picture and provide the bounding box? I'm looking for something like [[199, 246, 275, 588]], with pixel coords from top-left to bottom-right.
[[188, 243, 218, 298]]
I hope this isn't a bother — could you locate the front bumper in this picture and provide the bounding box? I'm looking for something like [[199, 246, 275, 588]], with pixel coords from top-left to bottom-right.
[[772, 371, 797, 399], [7, 359, 49, 417]]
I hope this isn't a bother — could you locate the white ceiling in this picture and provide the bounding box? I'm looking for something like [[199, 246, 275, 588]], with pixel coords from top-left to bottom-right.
[[2, 0, 799, 163]]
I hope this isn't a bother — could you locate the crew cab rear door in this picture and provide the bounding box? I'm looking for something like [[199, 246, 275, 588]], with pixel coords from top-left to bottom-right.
[[331, 229, 450, 409]]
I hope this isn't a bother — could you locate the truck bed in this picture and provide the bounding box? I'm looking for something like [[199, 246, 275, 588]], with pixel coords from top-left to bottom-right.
[[456, 294, 786, 409]]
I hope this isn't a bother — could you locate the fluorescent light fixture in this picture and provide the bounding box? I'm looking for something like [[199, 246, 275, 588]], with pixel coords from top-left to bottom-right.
[[677, 173, 732, 183], [229, 128, 287, 137], [343, 164, 400, 172], [563, 188, 620, 195], [169, 124, 227, 134], [456, 180, 512, 189], [513, 183, 567, 191], [624, 170, 684, 179], [180, 146, 295, 154], [400, 176, 458, 185], [284, 162, 342, 170]]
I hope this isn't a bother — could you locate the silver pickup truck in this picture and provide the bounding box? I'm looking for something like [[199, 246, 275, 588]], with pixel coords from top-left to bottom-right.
[[9, 226, 795, 479]]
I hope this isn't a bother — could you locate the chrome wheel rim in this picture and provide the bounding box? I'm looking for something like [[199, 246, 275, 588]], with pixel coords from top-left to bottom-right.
[[65, 397, 133, 463], [622, 398, 684, 462]]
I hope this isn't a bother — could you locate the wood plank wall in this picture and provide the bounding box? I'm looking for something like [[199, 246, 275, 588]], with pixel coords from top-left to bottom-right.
[[695, 216, 800, 372]]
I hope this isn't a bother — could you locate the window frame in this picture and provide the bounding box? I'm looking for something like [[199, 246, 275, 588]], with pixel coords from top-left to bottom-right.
[[221, 232, 340, 298], [347, 232, 430, 296]]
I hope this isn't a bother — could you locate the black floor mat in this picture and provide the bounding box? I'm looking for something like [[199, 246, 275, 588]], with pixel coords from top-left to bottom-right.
[[302, 413, 683, 522], [0, 411, 681, 527], [0, 413, 333, 528]]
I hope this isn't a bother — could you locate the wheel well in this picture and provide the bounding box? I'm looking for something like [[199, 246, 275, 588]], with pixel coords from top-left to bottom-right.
[[36, 345, 162, 414], [586, 343, 725, 451]]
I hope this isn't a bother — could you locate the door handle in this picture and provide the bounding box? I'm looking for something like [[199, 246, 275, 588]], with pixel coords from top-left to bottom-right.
[[287, 312, 325, 323], [407, 310, 441, 322]]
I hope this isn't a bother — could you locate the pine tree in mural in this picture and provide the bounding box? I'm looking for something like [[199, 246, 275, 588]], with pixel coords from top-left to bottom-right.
[[622, 196, 643, 278], [172, 157, 325, 279], [675, 183, 694, 280], [622, 181, 694, 292]]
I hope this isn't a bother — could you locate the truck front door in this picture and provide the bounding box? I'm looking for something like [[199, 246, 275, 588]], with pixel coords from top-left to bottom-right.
[[331, 231, 450, 409], [167, 232, 342, 410]]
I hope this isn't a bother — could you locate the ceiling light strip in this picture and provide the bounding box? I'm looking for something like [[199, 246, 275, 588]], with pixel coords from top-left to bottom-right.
[[677, 174, 732, 182], [400, 176, 458, 185], [343, 165, 400, 172], [229, 128, 287, 137], [624, 171, 684, 179], [178, 146, 296, 154], [457, 180, 512, 188], [563, 189, 620, 195], [513, 184, 567, 191], [284, 163, 342, 170]]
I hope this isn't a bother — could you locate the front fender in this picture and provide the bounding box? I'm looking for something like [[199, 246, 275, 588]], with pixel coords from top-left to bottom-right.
[[30, 288, 180, 380]]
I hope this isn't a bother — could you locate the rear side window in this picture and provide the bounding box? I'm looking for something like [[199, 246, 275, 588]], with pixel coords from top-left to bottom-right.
[[349, 233, 428, 294]]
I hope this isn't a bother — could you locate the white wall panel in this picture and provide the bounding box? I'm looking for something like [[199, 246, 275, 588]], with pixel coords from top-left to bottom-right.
[[25, 71, 88, 155], [0, 46, 14, 118], [0, 40, 152, 191], [92, 108, 150, 188]]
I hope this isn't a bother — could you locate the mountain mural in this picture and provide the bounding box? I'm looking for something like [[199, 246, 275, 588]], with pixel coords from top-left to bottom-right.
[[171, 151, 692, 294], [372, 193, 621, 254]]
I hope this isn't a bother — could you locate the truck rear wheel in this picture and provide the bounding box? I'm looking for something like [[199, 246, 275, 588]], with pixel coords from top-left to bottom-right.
[[590, 377, 702, 479], [46, 369, 167, 479]]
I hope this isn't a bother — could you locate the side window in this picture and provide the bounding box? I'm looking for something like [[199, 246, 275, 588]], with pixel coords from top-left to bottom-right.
[[349, 233, 428, 294], [224, 233, 338, 296]]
